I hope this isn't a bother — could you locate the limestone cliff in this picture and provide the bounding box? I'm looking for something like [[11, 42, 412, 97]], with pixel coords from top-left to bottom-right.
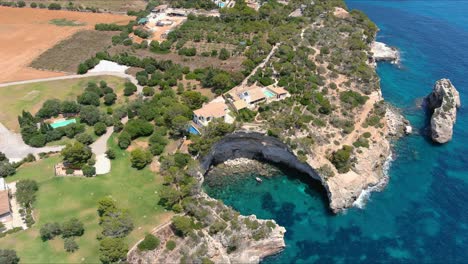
[[370, 41, 400, 64], [425, 79, 461, 143], [127, 194, 285, 264]]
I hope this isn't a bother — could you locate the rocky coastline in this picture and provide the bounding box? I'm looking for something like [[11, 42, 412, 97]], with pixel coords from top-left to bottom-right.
[[370, 41, 400, 65], [425, 78, 461, 143], [199, 113, 408, 213], [128, 193, 286, 264]]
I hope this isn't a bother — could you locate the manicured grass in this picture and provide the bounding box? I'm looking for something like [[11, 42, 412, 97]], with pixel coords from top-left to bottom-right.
[[0, 76, 126, 131], [49, 18, 86, 27], [0, 135, 171, 263]]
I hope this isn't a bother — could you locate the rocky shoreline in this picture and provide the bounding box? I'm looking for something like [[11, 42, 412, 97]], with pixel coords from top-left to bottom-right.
[[371, 41, 400, 65], [128, 194, 286, 264]]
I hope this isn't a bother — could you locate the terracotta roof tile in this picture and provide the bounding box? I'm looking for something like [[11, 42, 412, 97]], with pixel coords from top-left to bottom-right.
[[0, 190, 10, 216]]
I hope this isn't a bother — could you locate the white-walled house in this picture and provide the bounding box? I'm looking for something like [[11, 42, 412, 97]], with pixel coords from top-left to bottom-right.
[[193, 101, 229, 127]]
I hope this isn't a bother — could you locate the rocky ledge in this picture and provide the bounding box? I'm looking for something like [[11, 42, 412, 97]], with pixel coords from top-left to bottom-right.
[[370, 41, 400, 64], [425, 79, 461, 143], [128, 194, 285, 264]]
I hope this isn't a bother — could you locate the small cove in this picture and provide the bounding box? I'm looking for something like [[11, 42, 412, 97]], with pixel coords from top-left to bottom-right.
[[204, 1, 468, 262]]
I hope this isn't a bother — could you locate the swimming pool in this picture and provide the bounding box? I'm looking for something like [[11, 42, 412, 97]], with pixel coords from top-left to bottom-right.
[[188, 125, 201, 135], [263, 89, 276, 98], [218, 2, 225, 8], [50, 119, 76, 129]]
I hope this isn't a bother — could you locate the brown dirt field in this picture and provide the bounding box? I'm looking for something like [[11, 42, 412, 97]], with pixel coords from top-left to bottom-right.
[[23, 0, 146, 12], [0, 7, 133, 83]]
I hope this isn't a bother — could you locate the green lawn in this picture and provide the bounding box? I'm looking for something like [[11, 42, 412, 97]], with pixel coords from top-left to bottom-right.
[[0, 76, 126, 132], [0, 135, 171, 263]]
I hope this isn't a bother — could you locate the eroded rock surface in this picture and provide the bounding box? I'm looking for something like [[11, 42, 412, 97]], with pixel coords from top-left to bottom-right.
[[425, 79, 461, 143], [371, 41, 400, 64]]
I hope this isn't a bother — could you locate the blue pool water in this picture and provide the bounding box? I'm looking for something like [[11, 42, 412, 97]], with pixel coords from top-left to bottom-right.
[[188, 124, 201, 135], [205, 1, 468, 263], [50, 119, 76, 129], [264, 89, 276, 98]]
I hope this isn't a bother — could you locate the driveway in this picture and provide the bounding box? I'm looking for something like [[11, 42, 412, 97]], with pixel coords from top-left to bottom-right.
[[0, 123, 63, 162]]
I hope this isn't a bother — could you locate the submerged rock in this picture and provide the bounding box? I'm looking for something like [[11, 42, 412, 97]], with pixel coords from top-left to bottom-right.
[[425, 79, 461, 144]]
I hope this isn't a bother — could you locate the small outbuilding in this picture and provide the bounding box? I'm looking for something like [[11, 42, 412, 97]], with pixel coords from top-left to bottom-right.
[[138, 17, 149, 25], [152, 4, 168, 13]]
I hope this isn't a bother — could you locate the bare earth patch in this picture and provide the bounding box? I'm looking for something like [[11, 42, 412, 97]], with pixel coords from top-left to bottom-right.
[[0, 7, 133, 83]]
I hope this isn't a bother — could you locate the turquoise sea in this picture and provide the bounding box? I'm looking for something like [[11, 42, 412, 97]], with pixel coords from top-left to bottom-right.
[[205, 1, 468, 263]]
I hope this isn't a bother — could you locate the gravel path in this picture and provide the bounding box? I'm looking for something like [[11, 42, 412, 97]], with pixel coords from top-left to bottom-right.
[[90, 117, 128, 175], [0, 71, 143, 93], [5, 182, 28, 230], [0, 123, 63, 162], [90, 127, 113, 175]]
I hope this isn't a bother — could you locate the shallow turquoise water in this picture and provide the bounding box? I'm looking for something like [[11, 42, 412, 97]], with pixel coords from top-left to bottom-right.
[[206, 1, 468, 263], [50, 119, 76, 129]]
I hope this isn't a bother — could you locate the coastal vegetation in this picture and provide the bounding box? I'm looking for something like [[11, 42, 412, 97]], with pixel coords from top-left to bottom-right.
[[0, 0, 390, 262]]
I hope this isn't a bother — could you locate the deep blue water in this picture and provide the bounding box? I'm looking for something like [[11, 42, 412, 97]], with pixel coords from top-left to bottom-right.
[[205, 1, 468, 263]]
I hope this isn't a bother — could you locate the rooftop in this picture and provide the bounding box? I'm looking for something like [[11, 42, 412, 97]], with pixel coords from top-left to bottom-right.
[[269, 86, 288, 95], [193, 102, 227, 118], [248, 88, 266, 102], [233, 100, 248, 111], [0, 190, 10, 216]]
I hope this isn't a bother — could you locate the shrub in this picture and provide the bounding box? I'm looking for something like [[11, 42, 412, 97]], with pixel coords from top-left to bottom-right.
[[124, 119, 154, 139], [137, 234, 160, 251], [30, 2, 37, 8], [99, 237, 128, 264], [118, 132, 131, 149], [40, 222, 62, 241], [218, 48, 230, 60], [0, 249, 20, 264], [171, 216, 196, 237], [339, 90, 368, 108], [61, 218, 84, 238], [78, 92, 100, 106], [166, 240, 176, 251], [95, 23, 124, 31], [130, 149, 152, 169], [103, 93, 117, 106], [123, 82, 137, 96], [0, 162, 15, 177], [64, 237, 79, 253], [16, 1, 25, 7], [100, 209, 134, 238], [61, 142, 92, 169], [105, 149, 116, 159], [48, 3, 61, 10], [76, 133, 94, 145], [330, 145, 354, 173], [80, 105, 100, 125], [15, 180, 38, 208], [82, 165, 96, 177], [142, 86, 155, 97], [94, 122, 107, 136]]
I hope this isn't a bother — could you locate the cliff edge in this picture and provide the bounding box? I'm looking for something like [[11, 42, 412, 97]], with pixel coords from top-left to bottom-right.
[[371, 41, 400, 64], [425, 79, 461, 143]]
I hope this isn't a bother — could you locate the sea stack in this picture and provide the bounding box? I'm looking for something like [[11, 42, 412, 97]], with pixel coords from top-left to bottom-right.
[[425, 79, 461, 143]]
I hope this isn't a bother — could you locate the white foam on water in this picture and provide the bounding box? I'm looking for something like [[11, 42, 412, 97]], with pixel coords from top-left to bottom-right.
[[353, 152, 394, 209]]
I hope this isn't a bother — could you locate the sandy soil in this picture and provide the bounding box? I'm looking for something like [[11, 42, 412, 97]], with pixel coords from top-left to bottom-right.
[[0, 7, 133, 83]]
